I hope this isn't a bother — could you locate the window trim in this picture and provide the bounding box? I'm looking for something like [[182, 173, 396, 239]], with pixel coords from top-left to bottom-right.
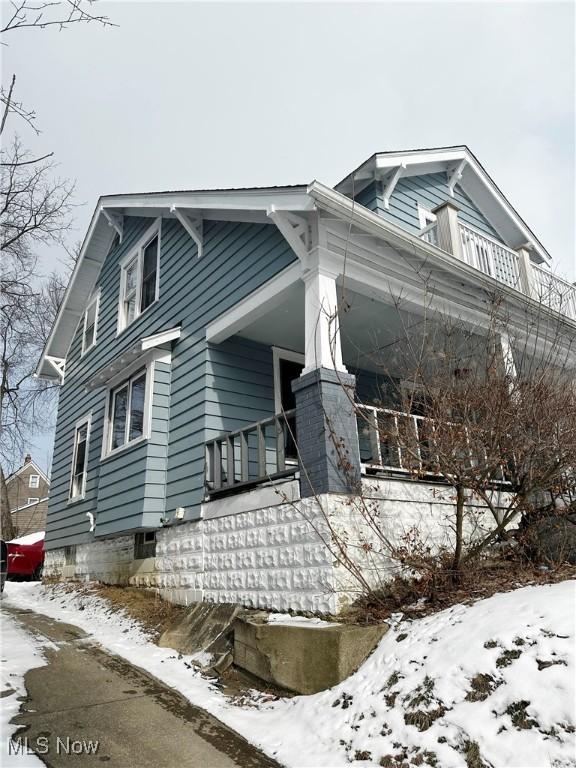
[[117, 220, 161, 334], [28, 474, 40, 488], [272, 346, 304, 414], [417, 204, 436, 230], [102, 362, 154, 460], [68, 413, 92, 503], [27, 497, 40, 505], [81, 291, 100, 356]]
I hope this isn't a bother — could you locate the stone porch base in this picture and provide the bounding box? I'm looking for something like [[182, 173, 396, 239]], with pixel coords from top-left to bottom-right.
[[44, 477, 502, 614]]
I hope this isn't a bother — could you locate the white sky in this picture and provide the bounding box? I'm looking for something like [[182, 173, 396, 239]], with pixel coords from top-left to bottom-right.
[[2, 0, 575, 470]]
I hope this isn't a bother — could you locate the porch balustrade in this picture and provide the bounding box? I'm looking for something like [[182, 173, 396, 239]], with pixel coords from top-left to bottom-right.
[[205, 409, 296, 495], [419, 220, 576, 321]]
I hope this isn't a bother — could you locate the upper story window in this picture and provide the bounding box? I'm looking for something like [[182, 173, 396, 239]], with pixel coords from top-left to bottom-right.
[[27, 497, 39, 505], [118, 224, 160, 332], [69, 415, 91, 501], [82, 294, 99, 355], [106, 368, 149, 455], [28, 474, 40, 488]]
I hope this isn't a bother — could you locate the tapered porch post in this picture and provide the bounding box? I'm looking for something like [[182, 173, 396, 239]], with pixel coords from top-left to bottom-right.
[[292, 263, 361, 497], [302, 267, 347, 375]]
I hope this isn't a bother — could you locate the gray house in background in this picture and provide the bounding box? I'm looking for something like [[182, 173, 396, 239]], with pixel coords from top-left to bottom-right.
[[37, 147, 576, 612]]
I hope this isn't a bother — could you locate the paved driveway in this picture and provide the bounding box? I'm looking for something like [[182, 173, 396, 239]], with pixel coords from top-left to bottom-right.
[[3, 605, 280, 768]]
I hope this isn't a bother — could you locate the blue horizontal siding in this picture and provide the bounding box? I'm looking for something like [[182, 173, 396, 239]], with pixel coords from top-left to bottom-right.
[[46, 215, 295, 549], [354, 172, 500, 241]]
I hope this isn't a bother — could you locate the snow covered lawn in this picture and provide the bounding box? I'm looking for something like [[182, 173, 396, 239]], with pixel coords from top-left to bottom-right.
[[2, 580, 575, 768]]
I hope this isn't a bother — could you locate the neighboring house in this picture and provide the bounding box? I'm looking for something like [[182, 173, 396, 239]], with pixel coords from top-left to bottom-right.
[[6, 455, 50, 537], [36, 146, 576, 613]]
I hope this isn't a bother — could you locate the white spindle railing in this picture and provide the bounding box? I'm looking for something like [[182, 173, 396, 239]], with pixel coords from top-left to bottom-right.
[[532, 265, 576, 321], [420, 221, 438, 247], [419, 219, 576, 323], [458, 223, 521, 289]]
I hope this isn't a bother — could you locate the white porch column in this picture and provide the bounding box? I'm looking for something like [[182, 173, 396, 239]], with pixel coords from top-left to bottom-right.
[[516, 246, 535, 297], [500, 332, 517, 382], [302, 267, 347, 375]]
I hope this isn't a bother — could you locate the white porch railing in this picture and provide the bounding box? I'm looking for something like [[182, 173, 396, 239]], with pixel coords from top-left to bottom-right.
[[532, 264, 576, 321], [418, 219, 576, 322], [356, 404, 512, 484], [458, 223, 521, 289]]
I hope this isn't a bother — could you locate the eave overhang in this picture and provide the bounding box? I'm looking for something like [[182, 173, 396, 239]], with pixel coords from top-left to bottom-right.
[[36, 187, 314, 379], [335, 146, 552, 267]]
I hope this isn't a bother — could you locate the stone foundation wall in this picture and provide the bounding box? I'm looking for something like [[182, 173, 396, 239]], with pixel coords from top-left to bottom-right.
[[43, 478, 505, 613]]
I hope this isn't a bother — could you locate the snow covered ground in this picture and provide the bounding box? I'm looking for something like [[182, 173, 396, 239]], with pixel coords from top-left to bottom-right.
[[0, 610, 47, 766], [2, 580, 575, 768]]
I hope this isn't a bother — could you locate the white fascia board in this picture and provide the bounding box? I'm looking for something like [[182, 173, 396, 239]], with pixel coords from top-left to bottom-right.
[[141, 326, 182, 350], [100, 188, 314, 214], [10, 496, 49, 513], [375, 148, 467, 170], [206, 262, 302, 343], [307, 181, 574, 330]]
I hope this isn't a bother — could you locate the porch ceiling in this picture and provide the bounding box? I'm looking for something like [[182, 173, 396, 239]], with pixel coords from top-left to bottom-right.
[[236, 284, 435, 375]]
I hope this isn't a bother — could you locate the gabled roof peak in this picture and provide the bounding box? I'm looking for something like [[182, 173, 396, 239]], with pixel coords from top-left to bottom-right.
[[335, 145, 550, 265]]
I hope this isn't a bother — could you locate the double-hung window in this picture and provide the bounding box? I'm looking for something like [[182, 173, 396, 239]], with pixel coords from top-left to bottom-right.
[[82, 294, 99, 354], [119, 226, 160, 331], [70, 416, 91, 501], [29, 474, 40, 488], [108, 369, 148, 453]]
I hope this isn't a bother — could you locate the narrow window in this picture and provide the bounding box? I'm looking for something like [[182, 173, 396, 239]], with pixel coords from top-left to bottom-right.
[[82, 295, 99, 354], [108, 369, 148, 453], [27, 497, 39, 505], [70, 418, 90, 500], [122, 257, 139, 328], [140, 235, 159, 312], [29, 474, 40, 488], [134, 531, 156, 560], [119, 226, 160, 331]]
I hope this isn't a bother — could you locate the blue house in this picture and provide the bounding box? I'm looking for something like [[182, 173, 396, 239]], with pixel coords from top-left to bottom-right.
[[37, 147, 576, 612]]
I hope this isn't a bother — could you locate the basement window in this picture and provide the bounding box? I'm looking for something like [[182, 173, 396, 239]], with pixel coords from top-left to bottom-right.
[[118, 224, 160, 332], [134, 531, 156, 560], [64, 546, 76, 565]]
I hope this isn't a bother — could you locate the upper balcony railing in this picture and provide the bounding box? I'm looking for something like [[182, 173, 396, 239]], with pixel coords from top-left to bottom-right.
[[420, 219, 576, 321]]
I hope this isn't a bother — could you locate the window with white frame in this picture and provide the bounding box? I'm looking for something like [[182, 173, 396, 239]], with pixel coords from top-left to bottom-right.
[[69, 417, 90, 501], [107, 369, 148, 454], [119, 227, 160, 331], [27, 497, 39, 505], [82, 294, 99, 354], [28, 474, 40, 488]]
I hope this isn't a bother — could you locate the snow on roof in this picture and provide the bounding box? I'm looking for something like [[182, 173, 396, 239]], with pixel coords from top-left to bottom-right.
[[9, 531, 45, 546]]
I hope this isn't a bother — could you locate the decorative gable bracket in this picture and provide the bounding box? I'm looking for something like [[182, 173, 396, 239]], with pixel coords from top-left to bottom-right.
[[447, 159, 467, 197], [171, 205, 203, 259], [380, 163, 406, 209], [266, 207, 311, 263], [45, 355, 65, 382], [101, 208, 124, 242]]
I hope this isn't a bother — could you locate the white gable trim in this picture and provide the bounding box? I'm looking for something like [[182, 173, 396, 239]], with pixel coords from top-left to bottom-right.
[[6, 461, 50, 487]]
